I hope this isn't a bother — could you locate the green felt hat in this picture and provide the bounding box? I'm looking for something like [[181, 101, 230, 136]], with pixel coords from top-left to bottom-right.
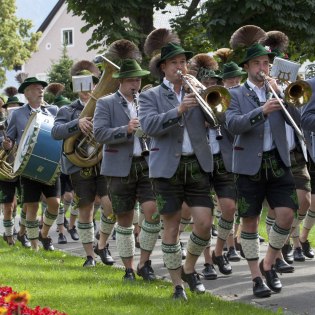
[[239, 43, 276, 67], [18, 77, 48, 94], [54, 95, 72, 106], [157, 42, 193, 67], [2, 96, 23, 108], [112, 59, 150, 79], [222, 62, 247, 79], [197, 68, 222, 81]]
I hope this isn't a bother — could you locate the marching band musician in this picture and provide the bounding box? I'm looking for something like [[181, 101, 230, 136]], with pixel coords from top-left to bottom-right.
[[299, 77, 315, 258], [51, 60, 115, 267], [199, 60, 242, 276], [139, 41, 215, 300], [0, 87, 30, 248], [94, 59, 161, 281], [2, 77, 61, 251], [225, 44, 298, 298]]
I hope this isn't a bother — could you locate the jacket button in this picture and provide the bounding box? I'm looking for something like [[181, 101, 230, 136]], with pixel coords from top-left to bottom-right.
[[258, 153, 262, 157], [175, 153, 180, 157]]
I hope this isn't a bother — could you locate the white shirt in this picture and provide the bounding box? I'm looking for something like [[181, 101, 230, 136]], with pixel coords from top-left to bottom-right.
[[208, 129, 220, 155], [247, 80, 275, 152], [163, 78, 194, 155], [285, 123, 296, 151], [118, 91, 142, 156]]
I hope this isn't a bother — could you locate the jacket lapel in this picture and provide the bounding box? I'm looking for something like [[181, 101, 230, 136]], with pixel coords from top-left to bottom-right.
[[242, 85, 261, 108], [116, 91, 131, 119]]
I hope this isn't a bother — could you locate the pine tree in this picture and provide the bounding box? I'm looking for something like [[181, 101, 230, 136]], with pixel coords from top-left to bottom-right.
[[46, 45, 76, 103]]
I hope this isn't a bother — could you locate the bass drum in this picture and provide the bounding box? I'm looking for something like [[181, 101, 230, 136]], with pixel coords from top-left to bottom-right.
[[13, 112, 62, 185]]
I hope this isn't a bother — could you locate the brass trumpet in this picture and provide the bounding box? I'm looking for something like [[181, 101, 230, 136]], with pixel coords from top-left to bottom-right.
[[259, 71, 311, 143], [177, 70, 230, 140]]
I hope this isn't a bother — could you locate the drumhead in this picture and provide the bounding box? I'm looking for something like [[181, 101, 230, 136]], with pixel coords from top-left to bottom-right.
[[13, 112, 38, 173]]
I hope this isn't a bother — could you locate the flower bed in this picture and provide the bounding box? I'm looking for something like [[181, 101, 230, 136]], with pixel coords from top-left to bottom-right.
[[0, 286, 67, 315]]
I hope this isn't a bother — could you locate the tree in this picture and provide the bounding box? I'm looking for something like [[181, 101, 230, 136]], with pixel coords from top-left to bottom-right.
[[66, 0, 315, 62], [200, 0, 315, 62], [0, 0, 41, 86], [65, 0, 204, 52], [46, 45, 76, 102]]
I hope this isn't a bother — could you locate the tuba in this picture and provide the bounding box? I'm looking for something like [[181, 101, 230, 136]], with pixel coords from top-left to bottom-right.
[[63, 56, 120, 168]]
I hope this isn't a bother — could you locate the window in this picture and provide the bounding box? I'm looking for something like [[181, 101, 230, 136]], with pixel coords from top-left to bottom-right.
[[62, 28, 74, 46]]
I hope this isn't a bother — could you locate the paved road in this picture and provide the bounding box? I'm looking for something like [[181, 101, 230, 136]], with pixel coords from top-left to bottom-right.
[[1, 218, 315, 315]]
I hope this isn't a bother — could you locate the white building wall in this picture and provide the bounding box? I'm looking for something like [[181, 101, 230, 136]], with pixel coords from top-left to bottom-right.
[[24, 4, 98, 79]]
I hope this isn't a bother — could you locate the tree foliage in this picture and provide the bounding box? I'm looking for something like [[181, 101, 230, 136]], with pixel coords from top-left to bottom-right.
[[0, 0, 41, 86], [201, 0, 315, 62], [65, 0, 203, 51], [65, 0, 315, 62], [46, 45, 76, 103]]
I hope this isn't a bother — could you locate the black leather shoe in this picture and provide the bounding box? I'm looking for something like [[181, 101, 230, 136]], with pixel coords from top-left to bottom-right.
[[181, 269, 205, 293], [137, 260, 156, 281], [123, 268, 136, 281], [253, 276, 271, 298], [68, 226, 79, 241], [58, 233, 67, 244], [202, 263, 217, 280], [226, 246, 241, 262], [212, 251, 232, 274], [301, 240, 314, 259], [173, 285, 188, 301], [275, 258, 294, 274], [94, 243, 115, 265], [211, 224, 218, 237], [39, 233, 54, 251], [282, 243, 294, 264], [259, 260, 282, 293], [259, 235, 265, 243], [180, 241, 187, 260], [17, 233, 31, 248], [83, 256, 96, 267], [293, 247, 305, 262]]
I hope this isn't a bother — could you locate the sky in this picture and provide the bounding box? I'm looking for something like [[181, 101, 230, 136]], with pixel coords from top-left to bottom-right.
[[16, 0, 58, 30]]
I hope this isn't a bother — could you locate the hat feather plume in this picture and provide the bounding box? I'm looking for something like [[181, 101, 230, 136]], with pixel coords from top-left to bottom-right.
[[144, 28, 180, 57], [4, 86, 18, 97], [106, 39, 142, 62], [259, 30, 289, 53], [70, 60, 100, 77], [189, 54, 218, 71], [214, 48, 234, 64], [45, 83, 65, 96], [15, 72, 29, 84], [230, 25, 267, 50], [149, 54, 163, 79]]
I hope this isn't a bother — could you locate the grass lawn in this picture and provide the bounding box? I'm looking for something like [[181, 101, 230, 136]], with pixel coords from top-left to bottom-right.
[[0, 239, 279, 315]]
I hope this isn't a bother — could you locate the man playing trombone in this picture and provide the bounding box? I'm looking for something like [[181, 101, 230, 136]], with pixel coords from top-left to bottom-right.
[[225, 43, 298, 298], [139, 41, 215, 300]]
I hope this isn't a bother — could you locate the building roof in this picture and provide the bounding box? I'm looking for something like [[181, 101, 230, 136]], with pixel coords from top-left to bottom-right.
[[37, 0, 64, 32]]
